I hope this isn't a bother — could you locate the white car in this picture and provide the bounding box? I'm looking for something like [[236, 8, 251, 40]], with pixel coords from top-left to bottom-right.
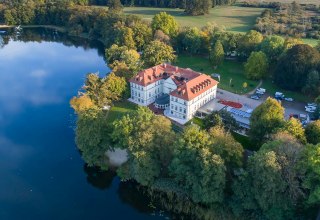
[[305, 108, 316, 113], [257, 88, 266, 93], [284, 97, 294, 102], [307, 103, 317, 107], [305, 106, 317, 110]]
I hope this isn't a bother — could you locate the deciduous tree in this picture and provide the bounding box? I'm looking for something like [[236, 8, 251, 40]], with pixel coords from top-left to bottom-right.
[[244, 51, 269, 80], [210, 40, 224, 68], [305, 120, 320, 144], [142, 40, 176, 67], [249, 97, 285, 144], [151, 12, 178, 37]]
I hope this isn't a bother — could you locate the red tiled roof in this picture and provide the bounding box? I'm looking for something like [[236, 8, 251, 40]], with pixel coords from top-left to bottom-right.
[[170, 74, 218, 101], [129, 64, 218, 101], [128, 63, 200, 86]]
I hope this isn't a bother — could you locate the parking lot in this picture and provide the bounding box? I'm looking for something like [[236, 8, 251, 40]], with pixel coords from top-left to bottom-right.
[[216, 88, 307, 119]]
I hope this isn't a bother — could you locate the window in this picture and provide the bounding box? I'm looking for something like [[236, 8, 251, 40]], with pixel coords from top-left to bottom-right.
[[179, 107, 182, 112], [184, 109, 186, 113]]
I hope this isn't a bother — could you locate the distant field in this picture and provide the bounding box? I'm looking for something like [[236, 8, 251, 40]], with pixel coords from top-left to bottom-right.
[[124, 6, 264, 32], [244, 0, 320, 4]]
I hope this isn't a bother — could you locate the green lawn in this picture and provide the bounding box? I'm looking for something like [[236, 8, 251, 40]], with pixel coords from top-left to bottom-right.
[[302, 38, 318, 46], [242, 0, 320, 4], [124, 6, 264, 32], [107, 100, 137, 125], [175, 54, 259, 94]]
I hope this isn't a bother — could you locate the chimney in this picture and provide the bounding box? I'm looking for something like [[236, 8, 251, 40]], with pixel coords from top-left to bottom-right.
[[175, 66, 178, 72]]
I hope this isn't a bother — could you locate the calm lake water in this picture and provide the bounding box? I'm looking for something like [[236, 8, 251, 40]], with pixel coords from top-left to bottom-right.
[[0, 28, 167, 220]]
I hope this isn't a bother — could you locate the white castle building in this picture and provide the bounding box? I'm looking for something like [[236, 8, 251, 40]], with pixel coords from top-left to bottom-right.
[[129, 64, 218, 124]]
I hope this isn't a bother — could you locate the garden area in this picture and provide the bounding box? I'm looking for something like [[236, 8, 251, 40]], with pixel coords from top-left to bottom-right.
[[106, 100, 137, 125]]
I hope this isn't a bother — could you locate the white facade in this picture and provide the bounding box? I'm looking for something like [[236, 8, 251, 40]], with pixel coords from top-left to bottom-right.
[[129, 64, 218, 124], [130, 80, 217, 122], [169, 86, 217, 121]]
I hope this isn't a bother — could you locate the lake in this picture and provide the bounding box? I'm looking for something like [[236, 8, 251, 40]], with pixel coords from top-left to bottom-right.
[[0, 28, 168, 220]]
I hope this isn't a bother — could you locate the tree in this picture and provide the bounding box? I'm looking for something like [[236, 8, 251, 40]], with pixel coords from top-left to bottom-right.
[[110, 61, 133, 80], [151, 12, 178, 37], [238, 30, 263, 58], [316, 41, 320, 53], [169, 125, 226, 205], [185, 0, 212, 16], [83, 73, 109, 107], [274, 44, 320, 91], [232, 135, 305, 219], [132, 21, 152, 50], [108, 0, 123, 13], [105, 44, 141, 72], [249, 97, 285, 144], [104, 73, 127, 102], [182, 27, 202, 54], [142, 40, 176, 67], [204, 110, 239, 132], [244, 51, 269, 80], [209, 40, 224, 68], [76, 108, 110, 170], [260, 35, 285, 64], [301, 144, 320, 207], [115, 27, 136, 50], [112, 107, 175, 185], [281, 118, 307, 144], [209, 126, 244, 169], [70, 94, 95, 113], [305, 120, 320, 144], [284, 37, 303, 50], [154, 30, 170, 44], [302, 70, 320, 97]]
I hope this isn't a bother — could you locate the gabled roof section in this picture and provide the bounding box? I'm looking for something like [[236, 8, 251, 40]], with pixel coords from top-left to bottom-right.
[[128, 63, 200, 86], [170, 74, 218, 101]]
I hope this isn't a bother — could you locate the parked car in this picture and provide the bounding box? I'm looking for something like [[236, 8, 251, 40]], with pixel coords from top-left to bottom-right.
[[256, 90, 264, 95], [275, 92, 285, 100], [257, 88, 266, 93], [305, 105, 317, 110], [307, 103, 317, 107], [250, 95, 260, 100], [306, 107, 316, 113], [284, 97, 294, 102]]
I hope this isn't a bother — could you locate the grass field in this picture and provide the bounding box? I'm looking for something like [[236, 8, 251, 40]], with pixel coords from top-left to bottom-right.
[[302, 38, 319, 46], [124, 6, 264, 32], [107, 100, 137, 125], [243, 0, 320, 4], [175, 54, 259, 94]]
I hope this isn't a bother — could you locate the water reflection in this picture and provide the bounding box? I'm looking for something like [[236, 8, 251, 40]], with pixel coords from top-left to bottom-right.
[[0, 28, 166, 220], [83, 165, 115, 190]]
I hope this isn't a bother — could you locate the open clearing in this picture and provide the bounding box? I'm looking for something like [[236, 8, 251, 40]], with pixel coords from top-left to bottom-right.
[[124, 6, 264, 32], [176, 54, 259, 94]]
